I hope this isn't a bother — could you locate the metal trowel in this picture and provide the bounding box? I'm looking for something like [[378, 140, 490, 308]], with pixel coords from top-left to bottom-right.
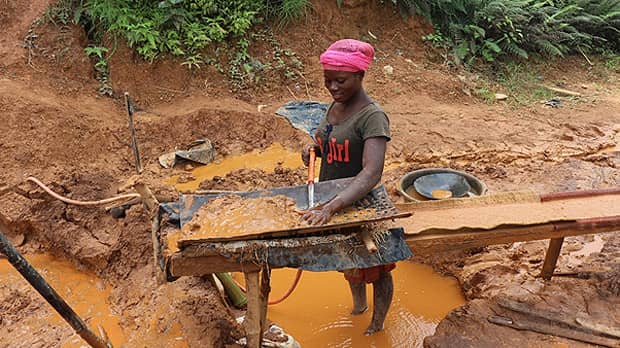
[[307, 147, 316, 209]]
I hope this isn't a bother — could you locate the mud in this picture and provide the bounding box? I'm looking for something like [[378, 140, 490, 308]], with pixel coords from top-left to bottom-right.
[[0, 0, 619, 347], [180, 195, 307, 239]]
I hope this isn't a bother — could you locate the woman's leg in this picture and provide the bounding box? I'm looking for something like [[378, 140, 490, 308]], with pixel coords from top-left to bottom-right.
[[365, 271, 393, 335], [348, 279, 368, 314]]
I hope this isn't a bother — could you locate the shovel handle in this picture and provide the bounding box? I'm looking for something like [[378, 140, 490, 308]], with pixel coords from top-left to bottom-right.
[[308, 148, 316, 184]]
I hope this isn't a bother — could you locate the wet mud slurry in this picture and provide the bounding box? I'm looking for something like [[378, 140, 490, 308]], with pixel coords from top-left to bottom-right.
[[243, 263, 465, 348], [0, 254, 126, 347], [167, 143, 306, 191]]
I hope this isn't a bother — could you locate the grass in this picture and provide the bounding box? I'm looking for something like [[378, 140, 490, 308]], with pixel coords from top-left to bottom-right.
[[603, 51, 620, 72], [471, 60, 563, 106]]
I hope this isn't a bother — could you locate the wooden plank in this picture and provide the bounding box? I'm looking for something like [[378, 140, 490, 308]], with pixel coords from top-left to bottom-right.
[[541, 237, 564, 280], [169, 253, 260, 276], [168, 219, 620, 276], [541, 85, 582, 97], [177, 211, 411, 246], [406, 219, 620, 255]]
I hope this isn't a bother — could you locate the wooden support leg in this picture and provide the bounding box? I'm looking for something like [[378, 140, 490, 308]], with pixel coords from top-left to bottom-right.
[[541, 237, 564, 280], [134, 183, 165, 284], [244, 267, 271, 348]]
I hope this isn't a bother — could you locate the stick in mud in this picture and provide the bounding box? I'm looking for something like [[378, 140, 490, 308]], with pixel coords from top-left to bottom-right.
[[0, 228, 112, 348], [125, 92, 142, 174]]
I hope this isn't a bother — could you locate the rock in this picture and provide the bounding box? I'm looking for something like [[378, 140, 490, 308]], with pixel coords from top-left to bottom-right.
[[383, 65, 394, 75], [184, 164, 194, 171], [495, 93, 508, 101]]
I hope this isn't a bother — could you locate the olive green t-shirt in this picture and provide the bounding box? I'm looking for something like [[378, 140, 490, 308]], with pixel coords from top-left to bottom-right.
[[314, 102, 390, 181]]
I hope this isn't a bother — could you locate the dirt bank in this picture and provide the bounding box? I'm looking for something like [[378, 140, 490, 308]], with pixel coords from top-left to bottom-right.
[[1, 0, 619, 347]]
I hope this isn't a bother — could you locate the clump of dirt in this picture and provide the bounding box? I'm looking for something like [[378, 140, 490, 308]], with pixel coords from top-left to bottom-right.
[[198, 166, 306, 192]]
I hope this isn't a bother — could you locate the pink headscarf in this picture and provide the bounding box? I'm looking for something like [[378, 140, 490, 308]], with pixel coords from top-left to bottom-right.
[[319, 39, 375, 72]]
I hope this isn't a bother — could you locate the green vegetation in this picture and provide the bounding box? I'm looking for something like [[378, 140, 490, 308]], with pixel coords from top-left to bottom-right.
[[603, 51, 620, 72], [84, 45, 113, 96], [43, 0, 309, 90], [390, 0, 620, 65], [494, 62, 555, 105]]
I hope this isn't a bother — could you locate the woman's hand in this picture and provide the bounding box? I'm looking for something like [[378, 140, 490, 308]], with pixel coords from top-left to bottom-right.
[[301, 144, 318, 167], [302, 206, 335, 225], [301, 198, 342, 225]]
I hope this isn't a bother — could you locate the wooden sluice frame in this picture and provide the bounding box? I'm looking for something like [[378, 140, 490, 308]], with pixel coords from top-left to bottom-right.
[[152, 189, 620, 348], [166, 216, 620, 276]]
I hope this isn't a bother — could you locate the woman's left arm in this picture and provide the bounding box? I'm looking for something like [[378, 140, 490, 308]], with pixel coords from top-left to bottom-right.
[[303, 136, 387, 225]]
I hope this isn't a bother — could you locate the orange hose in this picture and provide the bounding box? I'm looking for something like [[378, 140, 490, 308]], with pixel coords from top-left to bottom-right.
[[26, 177, 140, 206], [268, 269, 303, 305], [233, 269, 304, 306]]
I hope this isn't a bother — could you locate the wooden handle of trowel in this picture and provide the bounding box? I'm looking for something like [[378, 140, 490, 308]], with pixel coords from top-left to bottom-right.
[[359, 230, 378, 253], [308, 148, 316, 184]]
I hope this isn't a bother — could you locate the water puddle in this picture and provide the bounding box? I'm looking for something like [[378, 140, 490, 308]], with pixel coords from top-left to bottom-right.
[[166, 143, 305, 191], [0, 254, 125, 347], [238, 262, 465, 347]]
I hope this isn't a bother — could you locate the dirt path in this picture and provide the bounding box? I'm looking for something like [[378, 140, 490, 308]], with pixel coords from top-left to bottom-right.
[[0, 0, 619, 347]]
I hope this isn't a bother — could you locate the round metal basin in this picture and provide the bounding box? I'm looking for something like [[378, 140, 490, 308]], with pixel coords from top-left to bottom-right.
[[413, 173, 471, 199], [397, 168, 487, 202]]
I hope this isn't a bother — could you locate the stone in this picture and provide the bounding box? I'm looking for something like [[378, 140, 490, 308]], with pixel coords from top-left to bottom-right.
[[495, 93, 508, 101]]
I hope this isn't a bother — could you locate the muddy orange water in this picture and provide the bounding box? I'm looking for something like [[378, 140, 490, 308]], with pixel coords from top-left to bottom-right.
[[237, 262, 465, 347], [167, 143, 307, 191], [0, 254, 126, 347]]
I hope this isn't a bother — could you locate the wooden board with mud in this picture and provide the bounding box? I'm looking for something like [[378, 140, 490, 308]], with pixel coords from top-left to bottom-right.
[[175, 181, 411, 246], [396, 191, 620, 236]]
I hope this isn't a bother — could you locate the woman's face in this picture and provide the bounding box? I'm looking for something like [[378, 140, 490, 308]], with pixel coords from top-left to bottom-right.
[[323, 70, 363, 103]]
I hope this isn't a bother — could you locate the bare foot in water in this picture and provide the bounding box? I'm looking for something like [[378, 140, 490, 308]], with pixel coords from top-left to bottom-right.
[[351, 305, 368, 315], [364, 323, 384, 336]]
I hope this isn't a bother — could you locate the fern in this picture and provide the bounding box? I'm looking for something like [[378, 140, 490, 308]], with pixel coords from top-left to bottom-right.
[[385, 0, 620, 64]]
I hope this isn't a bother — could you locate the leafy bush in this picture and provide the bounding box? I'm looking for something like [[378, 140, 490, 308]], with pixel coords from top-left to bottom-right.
[[43, 0, 309, 90], [388, 0, 620, 64], [84, 0, 263, 61]]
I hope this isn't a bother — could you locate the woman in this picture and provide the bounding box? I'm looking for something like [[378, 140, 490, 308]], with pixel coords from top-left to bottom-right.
[[301, 39, 394, 335]]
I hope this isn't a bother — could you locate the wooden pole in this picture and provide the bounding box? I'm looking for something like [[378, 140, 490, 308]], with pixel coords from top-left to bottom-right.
[[0, 228, 111, 348], [541, 237, 564, 280], [244, 270, 262, 348], [134, 182, 165, 283], [243, 267, 271, 348], [359, 230, 378, 253], [124, 92, 142, 174]]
